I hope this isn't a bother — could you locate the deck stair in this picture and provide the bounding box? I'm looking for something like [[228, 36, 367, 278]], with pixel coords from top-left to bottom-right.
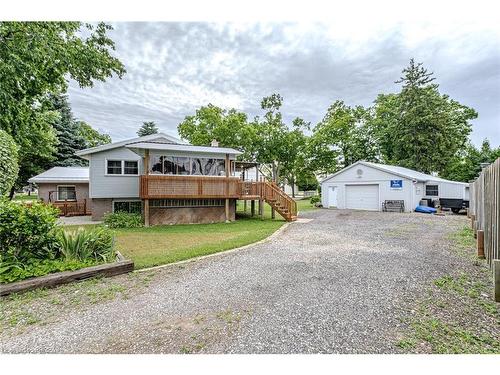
[[261, 181, 297, 222]]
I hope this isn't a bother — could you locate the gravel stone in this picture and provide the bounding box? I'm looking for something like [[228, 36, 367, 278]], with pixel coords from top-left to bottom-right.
[[0, 209, 468, 353]]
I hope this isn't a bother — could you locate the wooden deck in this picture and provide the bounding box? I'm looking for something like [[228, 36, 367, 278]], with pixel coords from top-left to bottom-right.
[[139, 175, 297, 221]]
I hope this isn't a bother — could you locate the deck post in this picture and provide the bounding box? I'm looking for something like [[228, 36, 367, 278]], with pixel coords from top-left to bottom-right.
[[144, 149, 150, 227], [251, 200, 255, 216], [225, 153, 230, 222]]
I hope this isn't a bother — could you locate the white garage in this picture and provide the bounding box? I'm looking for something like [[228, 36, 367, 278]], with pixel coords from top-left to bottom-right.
[[320, 161, 469, 212]]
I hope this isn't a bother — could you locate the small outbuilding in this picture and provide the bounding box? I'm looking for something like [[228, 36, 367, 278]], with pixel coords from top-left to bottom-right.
[[320, 161, 469, 212]]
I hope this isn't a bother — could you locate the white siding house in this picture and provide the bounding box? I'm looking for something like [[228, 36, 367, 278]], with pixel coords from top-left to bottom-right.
[[321, 161, 468, 212]]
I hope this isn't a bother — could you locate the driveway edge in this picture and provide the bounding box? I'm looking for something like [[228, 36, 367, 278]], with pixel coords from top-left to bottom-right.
[[134, 221, 293, 273]]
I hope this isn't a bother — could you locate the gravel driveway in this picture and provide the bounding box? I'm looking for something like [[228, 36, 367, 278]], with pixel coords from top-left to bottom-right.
[[1, 209, 468, 353]]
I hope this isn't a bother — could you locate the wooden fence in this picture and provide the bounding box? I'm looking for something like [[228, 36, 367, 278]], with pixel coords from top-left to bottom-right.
[[469, 157, 500, 301]]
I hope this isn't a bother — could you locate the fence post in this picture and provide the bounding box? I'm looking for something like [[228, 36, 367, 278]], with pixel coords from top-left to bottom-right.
[[494, 260, 500, 302], [477, 230, 485, 259]]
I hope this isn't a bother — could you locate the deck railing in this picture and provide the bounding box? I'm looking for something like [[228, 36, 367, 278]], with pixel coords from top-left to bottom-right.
[[140, 175, 242, 199]]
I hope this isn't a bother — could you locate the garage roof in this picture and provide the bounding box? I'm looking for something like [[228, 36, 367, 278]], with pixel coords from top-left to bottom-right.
[[28, 167, 89, 184], [322, 161, 468, 185]]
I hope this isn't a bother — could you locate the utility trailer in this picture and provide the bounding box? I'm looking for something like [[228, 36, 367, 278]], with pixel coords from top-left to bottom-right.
[[439, 198, 469, 214]]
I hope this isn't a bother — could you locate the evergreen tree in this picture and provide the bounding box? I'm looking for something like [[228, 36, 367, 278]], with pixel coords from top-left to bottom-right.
[[137, 121, 159, 137], [372, 59, 477, 174], [45, 94, 86, 167]]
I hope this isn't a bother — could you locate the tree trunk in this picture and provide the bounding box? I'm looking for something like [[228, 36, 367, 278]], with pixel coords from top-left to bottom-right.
[[9, 186, 15, 200], [291, 176, 295, 198]]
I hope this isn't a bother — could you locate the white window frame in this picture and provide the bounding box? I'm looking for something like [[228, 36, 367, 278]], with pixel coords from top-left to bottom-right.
[[425, 184, 439, 197], [56, 185, 77, 202], [105, 159, 139, 176]]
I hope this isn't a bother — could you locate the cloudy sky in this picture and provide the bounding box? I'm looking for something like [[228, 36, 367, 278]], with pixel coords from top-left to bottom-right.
[[68, 20, 500, 146]]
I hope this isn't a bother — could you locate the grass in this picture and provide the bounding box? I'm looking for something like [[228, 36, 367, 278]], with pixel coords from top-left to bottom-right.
[[12, 193, 38, 202], [397, 225, 500, 353], [114, 215, 284, 269], [64, 199, 317, 270]]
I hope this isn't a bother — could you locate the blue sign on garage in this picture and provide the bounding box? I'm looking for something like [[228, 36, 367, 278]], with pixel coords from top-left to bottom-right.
[[390, 180, 403, 189]]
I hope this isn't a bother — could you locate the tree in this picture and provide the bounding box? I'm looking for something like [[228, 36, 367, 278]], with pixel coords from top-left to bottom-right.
[[309, 101, 378, 175], [178, 104, 248, 148], [0, 22, 125, 196], [45, 94, 86, 167], [280, 117, 309, 197], [440, 139, 500, 182], [371, 59, 477, 174], [0, 130, 19, 196], [78, 121, 112, 148], [137, 121, 159, 137]]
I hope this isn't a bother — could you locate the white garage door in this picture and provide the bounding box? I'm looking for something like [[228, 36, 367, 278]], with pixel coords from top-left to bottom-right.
[[345, 184, 379, 211]]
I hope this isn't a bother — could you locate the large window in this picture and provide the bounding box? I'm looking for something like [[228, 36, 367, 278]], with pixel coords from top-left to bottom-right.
[[106, 160, 139, 175], [113, 201, 142, 214], [149, 155, 227, 176], [57, 186, 76, 201], [425, 184, 439, 196]]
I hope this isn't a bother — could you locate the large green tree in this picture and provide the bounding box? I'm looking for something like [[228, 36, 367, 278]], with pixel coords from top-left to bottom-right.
[[0, 22, 125, 196], [308, 100, 378, 175], [137, 121, 159, 137], [77, 121, 112, 149], [45, 94, 86, 167], [0, 130, 19, 196], [178, 104, 248, 149], [371, 59, 477, 174], [440, 139, 500, 182]]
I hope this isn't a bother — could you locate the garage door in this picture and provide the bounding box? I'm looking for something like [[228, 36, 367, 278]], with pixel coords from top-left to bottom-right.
[[345, 184, 379, 211]]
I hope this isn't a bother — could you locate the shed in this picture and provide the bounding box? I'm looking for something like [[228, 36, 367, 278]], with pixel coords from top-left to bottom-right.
[[320, 161, 469, 212]]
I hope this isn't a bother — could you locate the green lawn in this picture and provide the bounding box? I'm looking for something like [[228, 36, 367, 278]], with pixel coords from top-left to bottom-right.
[[13, 193, 38, 202], [64, 198, 318, 270]]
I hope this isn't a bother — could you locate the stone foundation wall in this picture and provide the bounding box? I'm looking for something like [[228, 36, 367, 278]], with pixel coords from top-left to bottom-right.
[[149, 199, 236, 225]]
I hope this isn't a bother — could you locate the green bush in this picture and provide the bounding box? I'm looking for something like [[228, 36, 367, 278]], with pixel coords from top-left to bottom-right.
[[0, 199, 60, 262], [103, 211, 143, 228], [310, 195, 321, 205], [0, 130, 19, 196], [57, 227, 116, 262], [0, 258, 96, 284]]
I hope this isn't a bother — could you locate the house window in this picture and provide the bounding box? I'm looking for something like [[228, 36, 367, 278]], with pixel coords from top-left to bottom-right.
[[107, 160, 122, 175], [425, 184, 439, 196], [124, 161, 138, 175], [57, 186, 76, 201], [113, 201, 142, 214], [192, 158, 226, 176], [162, 156, 191, 175]]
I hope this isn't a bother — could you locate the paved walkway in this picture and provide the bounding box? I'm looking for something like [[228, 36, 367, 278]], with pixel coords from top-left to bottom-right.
[[1, 209, 468, 353], [57, 215, 101, 226]]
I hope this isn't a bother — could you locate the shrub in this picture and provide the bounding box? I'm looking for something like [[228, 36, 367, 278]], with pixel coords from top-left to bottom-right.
[[103, 211, 143, 228], [0, 258, 96, 284], [0, 199, 60, 262], [0, 130, 19, 196], [310, 195, 321, 206], [57, 227, 116, 262]]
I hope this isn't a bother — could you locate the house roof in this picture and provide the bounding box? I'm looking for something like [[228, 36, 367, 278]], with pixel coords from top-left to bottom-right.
[[28, 167, 89, 184], [75, 132, 185, 159], [321, 161, 468, 185], [125, 141, 242, 156]]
